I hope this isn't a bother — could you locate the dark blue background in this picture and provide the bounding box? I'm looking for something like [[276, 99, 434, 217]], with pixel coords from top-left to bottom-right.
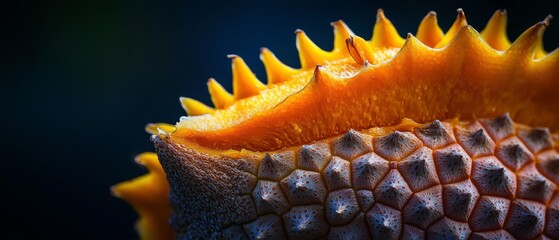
[[3, 0, 557, 238]]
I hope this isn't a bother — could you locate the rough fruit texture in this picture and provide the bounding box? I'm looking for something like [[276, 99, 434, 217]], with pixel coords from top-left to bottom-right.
[[113, 9, 559, 239], [154, 114, 559, 239]]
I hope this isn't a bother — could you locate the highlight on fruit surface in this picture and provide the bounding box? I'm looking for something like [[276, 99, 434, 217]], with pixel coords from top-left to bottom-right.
[[112, 8, 559, 239]]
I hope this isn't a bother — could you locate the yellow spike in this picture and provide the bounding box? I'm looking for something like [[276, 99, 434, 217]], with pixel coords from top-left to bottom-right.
[[179, 97, 215, 116], [331, 20, 355, 54], [346, 35, 375, 64], [505, 21, 547, 59], [370, 9, 406, 49], [145, 123, 176, 135], [111, 152, 174, 240], [207, 78, 234, 109], [435, 8, 468, 48], [229, 54, 266, 99], [535, 15, 553, 59], [295, 29, 331, 69], [259, 48, 298, 85], [480, 9, 511, 51], [416, 11, 444, 47]]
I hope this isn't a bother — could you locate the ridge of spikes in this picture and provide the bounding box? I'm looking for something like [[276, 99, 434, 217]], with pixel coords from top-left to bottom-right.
[[169, 8, 559, 152]]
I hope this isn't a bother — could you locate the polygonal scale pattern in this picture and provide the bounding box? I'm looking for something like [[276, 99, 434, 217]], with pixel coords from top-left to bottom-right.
[[427, 217, 471, 240], [373, 131, 422, 161], [322, 156, 351, 191], [232, 114, 559, 239], [374, 169, 413, 210], [325, 188, 360, 225], [433, 144, 472, 184], [252, 180, 290, 215], [504, 199, 546, 239], [327, 213, 370, 239], [242, 214, 286, 240], [366, 203, 402, 239], [455, 122, 496, 158], [280, 169, 327, 205], [517, 165, 557, 204], [398, 147, 440, 192], [469, 196, 510, 231], [472, 156, 517, 198], [403, 185, 443, 229], [495, 136, 534, 171], [442, 179, 479, 221]]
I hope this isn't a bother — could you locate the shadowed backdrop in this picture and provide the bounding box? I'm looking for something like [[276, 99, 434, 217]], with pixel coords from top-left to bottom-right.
[[2, 0, 557, 238]]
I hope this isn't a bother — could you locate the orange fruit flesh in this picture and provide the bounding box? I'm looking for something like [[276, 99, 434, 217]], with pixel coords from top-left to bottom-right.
[[174, 24, 559, 152]]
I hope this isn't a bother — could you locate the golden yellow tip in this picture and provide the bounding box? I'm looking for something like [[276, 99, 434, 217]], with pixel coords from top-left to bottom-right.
[[417, 10, 445, 47], [434, 8, 468, 48], [230, 55, 266, 99], [481, 9, 511, 51], [145, 123, 176, 135], [371, 9, 405, 49], [534, 16, 552, 59], [296, 28, 330, 69], [207, 78, 234, 109], [112, 152, 175, 239], [179, 97, 215, 116], [259, 47, 298, 85], [331, 20, 355, 54]]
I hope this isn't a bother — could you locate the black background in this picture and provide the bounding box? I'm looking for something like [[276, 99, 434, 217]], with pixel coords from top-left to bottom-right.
[[3, 0, 557, 238]]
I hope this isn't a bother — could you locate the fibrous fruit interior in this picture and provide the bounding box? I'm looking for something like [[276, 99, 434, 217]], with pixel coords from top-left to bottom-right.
[[171, 9, 558, 152]]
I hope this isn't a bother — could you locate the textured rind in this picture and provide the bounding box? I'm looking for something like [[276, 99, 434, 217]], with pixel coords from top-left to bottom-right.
[[156, 115, 559, 239], [116, 10, 559, 239]]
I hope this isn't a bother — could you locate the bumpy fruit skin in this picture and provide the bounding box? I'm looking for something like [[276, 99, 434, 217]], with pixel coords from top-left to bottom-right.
[[155, 114, 559, 239], [113, 8, 559, 239]]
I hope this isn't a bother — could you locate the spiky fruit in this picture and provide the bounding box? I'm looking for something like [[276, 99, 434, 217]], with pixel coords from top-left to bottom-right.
[[113, 9, 559, 239]]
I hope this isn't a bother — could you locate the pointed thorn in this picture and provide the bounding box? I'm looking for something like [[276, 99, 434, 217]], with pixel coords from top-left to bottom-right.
[[296, 29, 330, 69], [207, 78, 234, 109], [145, 123, 176, 135], [313, 65, 325, 78], [543, 14, 553, 26], [332, 19, 355, 53], [417, 10, 444, 47], [330, 20, 342, 27], [260, 47, 297, 84], [231, 55, 266, 99], [371, 8, 405, 48], [377, 8, 385, 20], [457, 8, 465, 18], [489, 167, 506, 176], [179, 97, 215, 116]]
